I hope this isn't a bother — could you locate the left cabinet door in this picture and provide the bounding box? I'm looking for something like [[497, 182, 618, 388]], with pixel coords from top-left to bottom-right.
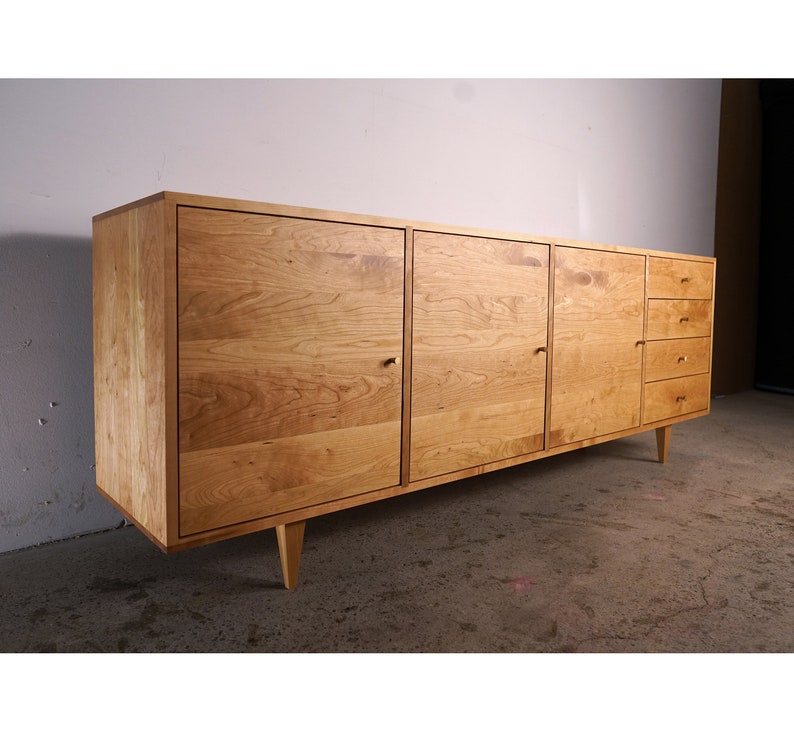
[[176, 207, 405, 536]]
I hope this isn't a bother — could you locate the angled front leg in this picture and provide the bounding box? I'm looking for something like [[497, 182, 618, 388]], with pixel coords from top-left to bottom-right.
[[276, 521, 306, 590], [655, 425, 672, 464]]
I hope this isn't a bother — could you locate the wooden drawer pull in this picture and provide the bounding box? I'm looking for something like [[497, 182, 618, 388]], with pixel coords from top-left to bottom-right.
[[678, 356, 688, 363], [676, 395, 687, 402], [636, 339, 646, 346], [384, 356, 401, 367], [680, 316, 689, 323], [536, 346, 548, 353], [681, 277, 691, 283]]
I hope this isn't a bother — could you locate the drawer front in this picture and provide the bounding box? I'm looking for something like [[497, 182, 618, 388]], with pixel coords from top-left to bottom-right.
[[645, 337, 711, 382], [646, 299, 712, 340], [644, 373, 710, 424], [648, 257, 714, 299]]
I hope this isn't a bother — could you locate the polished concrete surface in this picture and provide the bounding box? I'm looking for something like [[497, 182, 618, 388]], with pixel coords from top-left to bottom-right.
[[1, 389, 792, 653]]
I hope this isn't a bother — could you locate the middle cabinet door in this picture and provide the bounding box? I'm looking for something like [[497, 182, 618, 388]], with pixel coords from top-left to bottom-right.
[[410, 231, 550, 482]]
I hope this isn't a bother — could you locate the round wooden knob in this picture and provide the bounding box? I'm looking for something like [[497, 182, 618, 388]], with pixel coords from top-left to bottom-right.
[[385, 356, 401, 367]]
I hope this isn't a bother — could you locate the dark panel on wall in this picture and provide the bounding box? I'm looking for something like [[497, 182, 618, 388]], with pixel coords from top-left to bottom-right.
[[756, 80, 794, 394], [712, 80, 761, 395]]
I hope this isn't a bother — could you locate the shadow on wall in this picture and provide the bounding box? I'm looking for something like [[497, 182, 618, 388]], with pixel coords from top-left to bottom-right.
[[0, 233, 121, 554]]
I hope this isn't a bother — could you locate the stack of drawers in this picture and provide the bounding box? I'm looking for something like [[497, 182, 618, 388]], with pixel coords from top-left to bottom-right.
[[643, 256, 715, 424]]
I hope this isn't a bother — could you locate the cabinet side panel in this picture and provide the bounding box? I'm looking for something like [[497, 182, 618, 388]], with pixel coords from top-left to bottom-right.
[[93, 213, 132, 520], [93, 201, 170, 545]]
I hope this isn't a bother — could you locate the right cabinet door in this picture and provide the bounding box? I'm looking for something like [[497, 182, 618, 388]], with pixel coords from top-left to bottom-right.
[[410, 231, 549, 481], [549, 246, 645, 447]]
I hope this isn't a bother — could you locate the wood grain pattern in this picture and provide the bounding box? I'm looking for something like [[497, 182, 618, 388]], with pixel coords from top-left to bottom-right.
[[276, 521, 306, 590], [656, 425, 672, 463], [176, 207, 404, 534], [646, 299, 712, 340], [179, 369, 401, 452], [644, 373, 710, 423], [410, 232, 549, 481], [410, 400, 545, 479], [179, 421, 401, 535], [550, 246, 645, 447], [645, 337, 711, 382], [400, 228, 415, 486], [648, 256, 714, 299], [92, 199, 173, 546]]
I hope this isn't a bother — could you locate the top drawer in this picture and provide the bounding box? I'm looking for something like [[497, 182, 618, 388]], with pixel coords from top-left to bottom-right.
[[648, 257, 714, 299]]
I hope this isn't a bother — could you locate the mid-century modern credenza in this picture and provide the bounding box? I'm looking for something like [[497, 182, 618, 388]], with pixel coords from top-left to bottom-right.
[[92, 192, 716, 588]]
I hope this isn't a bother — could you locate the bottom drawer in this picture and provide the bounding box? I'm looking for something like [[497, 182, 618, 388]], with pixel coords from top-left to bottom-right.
[[644, 373, 710, 424]]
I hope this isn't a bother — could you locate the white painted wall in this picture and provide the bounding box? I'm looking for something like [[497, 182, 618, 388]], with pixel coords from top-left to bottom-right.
[[0, 78, 722, 552], [2, 78, 721, 251]]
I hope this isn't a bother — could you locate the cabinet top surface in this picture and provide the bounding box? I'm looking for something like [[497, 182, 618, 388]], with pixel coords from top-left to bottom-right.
[[92, 190, 716, 263]]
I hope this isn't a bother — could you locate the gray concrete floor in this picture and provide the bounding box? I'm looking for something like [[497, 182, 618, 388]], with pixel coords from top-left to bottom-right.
[[1, 389, 793, 653]]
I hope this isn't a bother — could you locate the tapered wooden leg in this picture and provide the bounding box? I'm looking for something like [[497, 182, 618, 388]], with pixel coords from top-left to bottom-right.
[[655, 425, 672, 464], [276, 521, 306, 590]]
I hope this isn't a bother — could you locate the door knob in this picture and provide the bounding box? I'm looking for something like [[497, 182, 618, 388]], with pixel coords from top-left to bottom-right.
[[384, 356, 401, 367]]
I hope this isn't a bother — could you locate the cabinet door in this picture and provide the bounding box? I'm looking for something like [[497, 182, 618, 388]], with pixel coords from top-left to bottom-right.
[[176, 207, 405, 536], [549, 247, 645, 447], [410, 232, 549, 481]]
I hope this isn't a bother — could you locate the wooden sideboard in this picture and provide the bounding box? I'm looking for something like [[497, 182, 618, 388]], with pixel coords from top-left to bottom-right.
[[92, 192, 716, 588]]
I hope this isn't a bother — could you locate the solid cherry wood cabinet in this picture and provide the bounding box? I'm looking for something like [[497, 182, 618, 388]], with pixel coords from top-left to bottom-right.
[[93, 192, 716, 588]]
